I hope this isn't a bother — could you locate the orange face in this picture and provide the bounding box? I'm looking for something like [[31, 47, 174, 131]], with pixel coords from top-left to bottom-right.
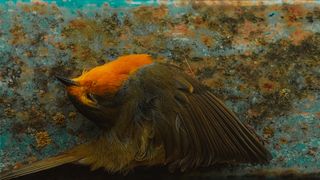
[[66, 54, 153, 107]]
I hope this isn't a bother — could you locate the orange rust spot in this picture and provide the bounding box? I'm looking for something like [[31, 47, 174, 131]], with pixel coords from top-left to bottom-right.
[[263, 126, 274, 138], [289, 29, 312, 46], [201, 35, 215, 47], [68, 112, 77, 120], [299, 111, 310, 116], [279, 137, 288, 145], [269, 4, 282, 12], [243, 50, 253, 56], [286, 4, 308, 20], [233, 20, 262, 45], [27, 156, 38, 164], [258, 77, 279, 94], [283, 5, 309, 29], [238, 83, 248, 92], [307, 148, 317, 156], [70, 44, 92, 60], [119, 33, 128, 41], [315, 112, 320, 119], [20, 2, 49, 15], [247, 108, 261, 118], [53, 42, 67, 50], [134, 35, 156, 48], [133, 5, 168, 23], [13, 163, 23, 170], [37, 46, 49, 57], [193, 1, 268, 7], [201, 74, 224, 88], [69, 19, 90, 29], [168, 24, 195, 37], [152, 5, 169, 20], [233, 37, 251, 46], [263, 83, 274, 90], [9, 25, 28, 45], [306, 94, 316, 101], [35, 131, 51, 148], [124, 43, 133, 49], [52, 112, 65, 125], [43, 34, 54, 43], [64, 19, 100, 41], [238, 20, 261, 38], [193, 16, 205, 27], [300, 122, 309, 130], [234, 20, 267, 46], [303, 101, 314, 109]]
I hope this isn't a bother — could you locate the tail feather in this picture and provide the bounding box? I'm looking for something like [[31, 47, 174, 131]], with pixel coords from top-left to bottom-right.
[[0, 154, 82, 180]]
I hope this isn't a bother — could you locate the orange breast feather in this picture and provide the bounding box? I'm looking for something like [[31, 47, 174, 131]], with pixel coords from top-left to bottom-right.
[[71, 54, 153, 96]]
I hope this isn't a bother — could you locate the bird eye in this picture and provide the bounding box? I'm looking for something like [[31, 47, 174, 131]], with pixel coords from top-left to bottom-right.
[[86, 93, 97, 103]]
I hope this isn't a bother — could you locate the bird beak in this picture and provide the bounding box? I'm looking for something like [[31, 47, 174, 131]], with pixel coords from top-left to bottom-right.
[[55, 75, 79, 86]]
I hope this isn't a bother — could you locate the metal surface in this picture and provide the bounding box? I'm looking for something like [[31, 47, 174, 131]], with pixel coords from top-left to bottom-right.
[[0, 0, 319, 177]]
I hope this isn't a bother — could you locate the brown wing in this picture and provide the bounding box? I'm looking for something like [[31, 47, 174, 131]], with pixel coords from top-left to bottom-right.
[[116, 63, 272, 171]]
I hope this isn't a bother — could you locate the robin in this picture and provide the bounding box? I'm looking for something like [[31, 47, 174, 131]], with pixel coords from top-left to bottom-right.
[[1, 54, 271, 179]]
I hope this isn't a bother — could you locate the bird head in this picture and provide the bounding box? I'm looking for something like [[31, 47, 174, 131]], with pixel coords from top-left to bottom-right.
[[56, 54, 153, 128]]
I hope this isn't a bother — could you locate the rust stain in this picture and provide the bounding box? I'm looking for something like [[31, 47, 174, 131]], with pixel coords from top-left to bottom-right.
[[289, 29, 312, 46], [35, 131, 52, 148], [263, 126, 275, 138], [234, 20, 266, 46], [52, 112, 65, 126], [167, 24, 195, 37], [285, 4, 308, 22], [13, 163, 23, 170], [37, 46, 49, 57], [70, 44, 96, 63], [63, 19, 101, 42], [9, 24, 28, 46], [68, 112, 77, 121], [19, 2, 49, 15], [201, 74, 225, 88], [279, 137, 288, 145], [247, 108, 262, 119], [258, 77, 280, 94], [133, 5, 168, 23], [192, 0, 319, 6], [201, 34, 215, 48], [2, 1, 320, 174]]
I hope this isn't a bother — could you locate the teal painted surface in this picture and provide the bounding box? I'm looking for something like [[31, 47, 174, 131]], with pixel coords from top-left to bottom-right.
[[0, 0, 319, 177], [1, 0, 166, 8]]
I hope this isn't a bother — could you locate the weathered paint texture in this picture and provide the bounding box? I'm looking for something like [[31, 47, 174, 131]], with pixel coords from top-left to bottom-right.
[[0, 0, 319, 177]]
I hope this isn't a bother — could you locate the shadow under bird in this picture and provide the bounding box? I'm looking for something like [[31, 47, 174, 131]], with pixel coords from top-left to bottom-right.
[[1, 54, 272, 179]]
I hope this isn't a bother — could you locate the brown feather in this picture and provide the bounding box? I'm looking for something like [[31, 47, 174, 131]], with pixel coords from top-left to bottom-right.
[[116, 63, 272, 171], [0, 153, 82, 180]]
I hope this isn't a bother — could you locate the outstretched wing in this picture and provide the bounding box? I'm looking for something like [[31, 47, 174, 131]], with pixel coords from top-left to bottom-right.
[[116, 63, 271, 171]]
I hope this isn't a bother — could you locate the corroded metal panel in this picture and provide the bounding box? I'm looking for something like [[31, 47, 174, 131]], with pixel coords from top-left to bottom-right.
[[0, 0, 319, 177]]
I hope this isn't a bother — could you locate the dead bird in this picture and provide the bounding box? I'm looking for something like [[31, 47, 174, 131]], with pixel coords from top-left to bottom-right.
[[0, 54, 272, 179]]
